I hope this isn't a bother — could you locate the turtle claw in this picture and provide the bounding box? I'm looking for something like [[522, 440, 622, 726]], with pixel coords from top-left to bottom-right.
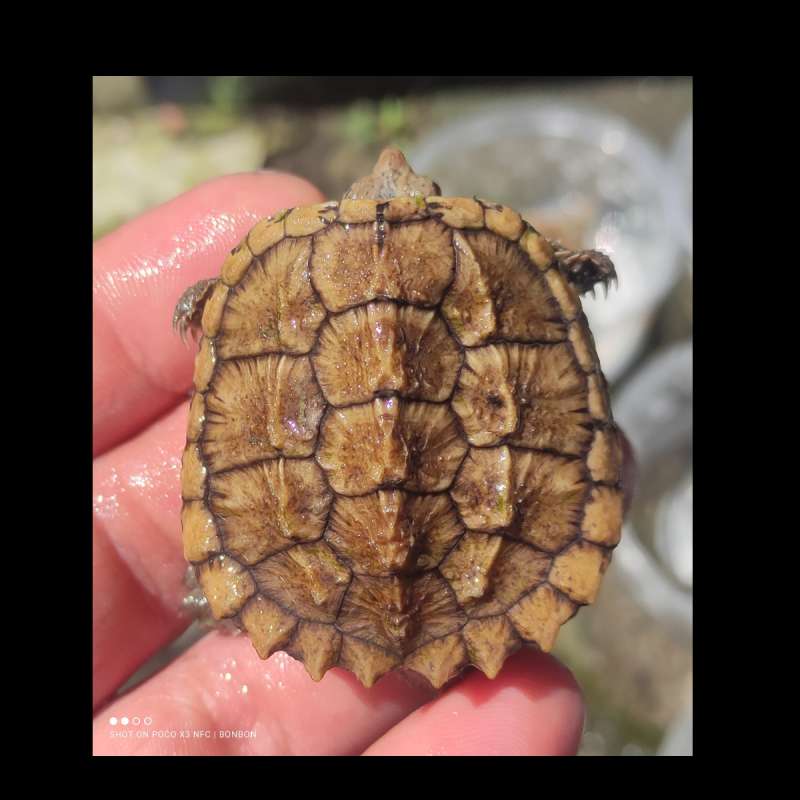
[[173, 279, 217, 344], [549, 243, 618, 298], [172, 311, 190, 344]]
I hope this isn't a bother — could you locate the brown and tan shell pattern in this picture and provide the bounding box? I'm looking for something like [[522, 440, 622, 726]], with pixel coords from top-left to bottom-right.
[[180, 195, 624, 689]]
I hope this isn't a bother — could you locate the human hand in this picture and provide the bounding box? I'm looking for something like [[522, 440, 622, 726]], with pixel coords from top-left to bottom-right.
[[93, 171, 631, 756]]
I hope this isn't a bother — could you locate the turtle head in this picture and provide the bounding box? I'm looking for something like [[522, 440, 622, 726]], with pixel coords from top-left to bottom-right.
[[344, 147, 441, 201]]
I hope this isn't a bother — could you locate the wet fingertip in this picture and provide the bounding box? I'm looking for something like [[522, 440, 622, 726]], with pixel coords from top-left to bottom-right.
[[457, 648, 582, 705], [365, 649, 586, 756], [498, 650, 585, 754]]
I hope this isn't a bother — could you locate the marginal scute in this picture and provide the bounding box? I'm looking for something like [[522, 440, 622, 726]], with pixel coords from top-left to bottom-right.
[[218, 237, 325, 358], [186, 392, 205, 442], [285, 203, 337, 236], [483, 202, 525, 241], [582, 486, 624, 546], [312, 303, 461, 406], [240, 595, 298, 659], [210, 458, 332, 564], [247, 214, 286, 256], [404, 633, 469, 689], [221, 243, 254, 286], [549, 541, 610, 605], [462, 616, 520, 679], [253, 541, 351, 624], [519, 227, 555, 270], [427, 196, 484, 229], [587, 373, 611, 421], [286, 622, 342, 681], [202, 355, 324, 473], [544, 267, 580, 319], [338, 198, 378, 224], [385, 196, 428, 222], [181, 443, 207, 500], [326, 491, 462, 576], [182, 501, 220, 562], [193, 337, 216, 392], [196, 555, 255, 619], [507, 583, 575, 651], [201, 281, 229, 338], [587, 428, 622, 483], [339, 636, 401, 688], [568, 318, 598, 372]]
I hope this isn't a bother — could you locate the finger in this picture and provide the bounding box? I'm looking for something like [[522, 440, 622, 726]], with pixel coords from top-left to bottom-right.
[[93, 632, 435, 756], [93, 172, 325, 457], [362, 649, 584, 756], [93, 404, 189, 710]]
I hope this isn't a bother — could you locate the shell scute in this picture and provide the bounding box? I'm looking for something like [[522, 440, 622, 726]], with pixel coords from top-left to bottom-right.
[[201, 355, 325, 473], [310, 219, 454, 312], [218, 237, 326, 358], [312, 302, 461, 406]]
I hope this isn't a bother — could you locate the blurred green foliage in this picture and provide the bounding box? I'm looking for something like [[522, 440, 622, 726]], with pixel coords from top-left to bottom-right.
[[341, 98, 412, 147], [208, 76, 252, 115]]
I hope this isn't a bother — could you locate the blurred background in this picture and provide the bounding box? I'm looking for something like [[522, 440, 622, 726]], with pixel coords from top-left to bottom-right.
[[93, 76, 693, 756]]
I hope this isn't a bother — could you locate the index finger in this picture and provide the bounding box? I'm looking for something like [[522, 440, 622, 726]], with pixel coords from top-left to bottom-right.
[[93, 172, 325, 457]]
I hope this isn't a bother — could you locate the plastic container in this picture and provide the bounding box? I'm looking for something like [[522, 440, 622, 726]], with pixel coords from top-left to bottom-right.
[[613, 340, 693, 756], [669, 113, 693, 262], [613, 340, 692, 620], [411, 102, 685, 382]]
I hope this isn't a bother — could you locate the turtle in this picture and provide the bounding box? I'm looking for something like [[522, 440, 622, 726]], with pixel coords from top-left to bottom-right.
[[174, 147, 624, 690]]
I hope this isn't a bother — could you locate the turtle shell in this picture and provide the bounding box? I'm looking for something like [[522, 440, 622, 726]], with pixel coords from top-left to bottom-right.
[[180, 154, 623, 689]]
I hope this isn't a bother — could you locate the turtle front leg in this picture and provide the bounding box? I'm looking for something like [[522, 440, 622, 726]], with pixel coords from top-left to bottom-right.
[[172, 278, 219, 342], [549, 240, 618, 298]]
